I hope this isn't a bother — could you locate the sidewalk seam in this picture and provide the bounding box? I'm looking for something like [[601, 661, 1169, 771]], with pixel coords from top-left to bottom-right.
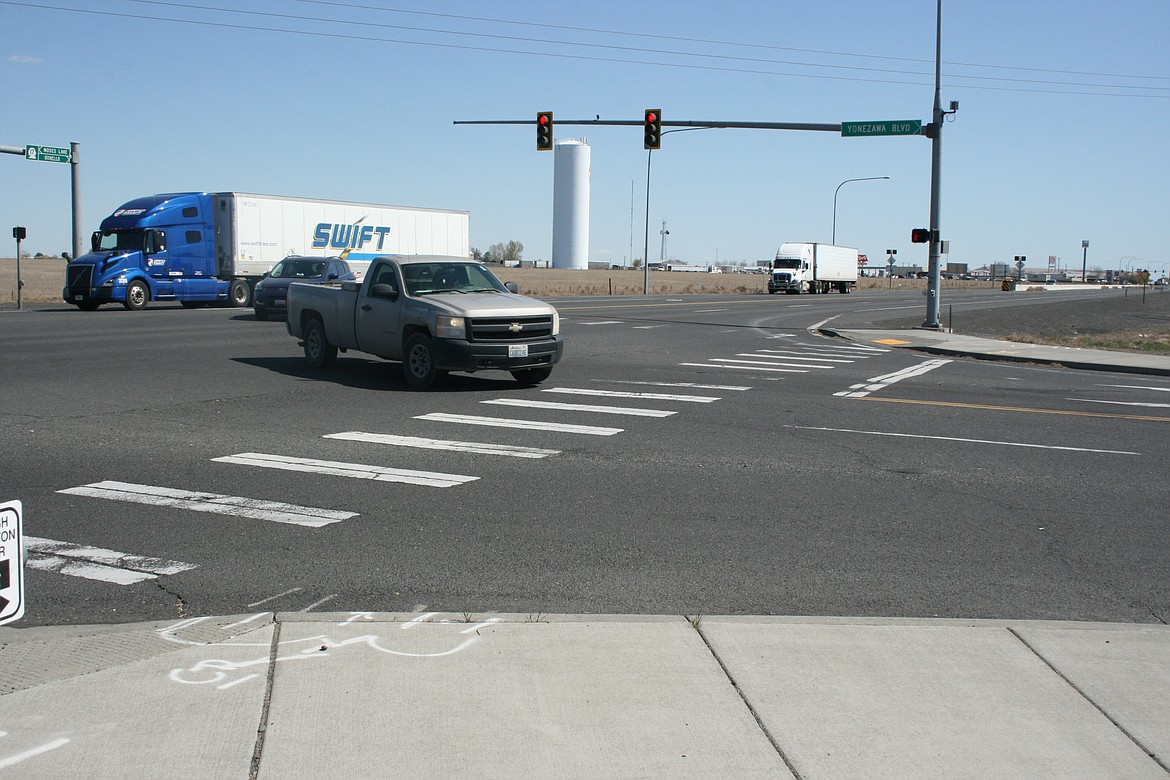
[[1008, 627, 1169, 774], [248, 617, 283, 780], [690, 617, 803, 779]]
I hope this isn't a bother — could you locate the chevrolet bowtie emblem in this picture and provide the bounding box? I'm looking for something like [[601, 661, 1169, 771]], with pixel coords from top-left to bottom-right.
[[509, 322, 523, 332]]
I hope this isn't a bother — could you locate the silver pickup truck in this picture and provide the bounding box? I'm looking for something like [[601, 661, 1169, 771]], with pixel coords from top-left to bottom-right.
[[286, 255, 563, 389]]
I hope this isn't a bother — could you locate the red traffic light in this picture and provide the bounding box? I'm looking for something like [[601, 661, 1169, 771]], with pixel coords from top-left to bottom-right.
[[536, 111, 553, 151], [644, 108, 661, 150], [911, 228, 932, 244]]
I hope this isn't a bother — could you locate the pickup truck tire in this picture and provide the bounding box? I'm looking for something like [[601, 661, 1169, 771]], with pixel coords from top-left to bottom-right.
[[229, 279, 252, 308], [124, 280, 149, 311], [511, 367, 552, 385], [303, 317, 337, 369], [403, 333, 445, 390]]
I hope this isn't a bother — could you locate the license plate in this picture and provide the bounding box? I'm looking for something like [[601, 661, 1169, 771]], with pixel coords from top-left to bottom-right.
[[508, 344, 529, 358], [74, 295, 83, 302]]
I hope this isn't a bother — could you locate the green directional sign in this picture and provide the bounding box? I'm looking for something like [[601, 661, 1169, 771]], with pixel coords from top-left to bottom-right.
[[841, 120, 922, 137], [25, 144, 72, 163]]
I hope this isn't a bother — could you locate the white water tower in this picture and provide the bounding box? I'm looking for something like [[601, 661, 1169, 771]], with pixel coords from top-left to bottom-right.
[[552, 139, 590, 270]]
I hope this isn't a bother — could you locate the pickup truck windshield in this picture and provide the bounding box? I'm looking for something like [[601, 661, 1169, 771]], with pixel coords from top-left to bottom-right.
[[271, 259, 326, 278], [95, 230, 146, 252], [773, 258, 801, 269], [403, 262, 507, 296]]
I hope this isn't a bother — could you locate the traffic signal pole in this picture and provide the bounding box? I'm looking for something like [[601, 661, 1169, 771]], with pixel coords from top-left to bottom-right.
[[924, 0, 945, 330]]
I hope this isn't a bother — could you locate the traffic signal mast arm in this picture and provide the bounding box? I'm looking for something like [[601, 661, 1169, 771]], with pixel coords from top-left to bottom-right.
[[457, 119, 856, 133]]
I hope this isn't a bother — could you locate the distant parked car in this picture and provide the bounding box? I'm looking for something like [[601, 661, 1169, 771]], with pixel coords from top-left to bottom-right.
[[253, 256, 355, 320]]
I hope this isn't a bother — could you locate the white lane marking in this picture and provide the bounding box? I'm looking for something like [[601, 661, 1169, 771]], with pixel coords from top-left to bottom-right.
[[631, 325, 666, 329], [743, 351, 856, 363], [694, 308, 726, 312], [543, 387, 720, 403], [578, 320, 624, 325], [1097, 384, 1170, 392], [481, 399, 676, 417], [596, 380, 751, 391], [415, 413, 623, 436], [59, 480, 355, 528], [213, 453, 478, 488], [790, 343, 889, 353], [710, 358, 834, 369], [679, 362, 807, 373], [325, 431, 559, 459], [1066, 399, 1170, 409], [23, 536, 197, 585], [834, 358, 953, 398], [0, 738, 71, 770], [790, 426, 1140, 455]]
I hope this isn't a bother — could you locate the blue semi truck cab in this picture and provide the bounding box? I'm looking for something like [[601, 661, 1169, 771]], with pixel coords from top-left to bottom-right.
[[63, 193, 251, 311]]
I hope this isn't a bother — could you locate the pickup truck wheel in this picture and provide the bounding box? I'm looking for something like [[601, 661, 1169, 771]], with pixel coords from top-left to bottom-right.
[[511, 367, 552, 385], [304, 318, 337, 369], [403, 333, 444, 390], [229, 279, 251, 308], [124, 280, 149, 311]]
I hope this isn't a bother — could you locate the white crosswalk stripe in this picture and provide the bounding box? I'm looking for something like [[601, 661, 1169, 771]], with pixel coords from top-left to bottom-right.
[[834, 358, 953, 398], [59, 480, 356, 527], [481, 398, 677, 417], [212, 453, 479, 487], [596, 380, 751, 391], [709, 357, 834, 369], [542, 387, 720, 403], [24, 536, 197, 585], [414, 413, 623, 436], [680, 362, 807, 373], [324, 432, 560, 459]]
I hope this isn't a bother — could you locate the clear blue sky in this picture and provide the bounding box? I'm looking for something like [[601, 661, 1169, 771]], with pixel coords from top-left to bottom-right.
[[3, 1, 1168, 275]]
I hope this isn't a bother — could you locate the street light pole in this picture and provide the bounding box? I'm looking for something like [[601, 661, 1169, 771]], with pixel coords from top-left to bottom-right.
[[832, 177, 890, 245], [642, 126, 714, 295]]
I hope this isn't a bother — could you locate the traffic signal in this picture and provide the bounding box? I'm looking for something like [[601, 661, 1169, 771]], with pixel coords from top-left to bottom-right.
[[911, 228, 932, 244], [644, 108, 661, 150], [536, 111, 553, 151], [12, 226, 26, 240]]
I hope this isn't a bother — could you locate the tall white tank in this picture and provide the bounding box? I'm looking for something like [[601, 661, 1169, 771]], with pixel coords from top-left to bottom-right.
[[552, 139, 590, 270]]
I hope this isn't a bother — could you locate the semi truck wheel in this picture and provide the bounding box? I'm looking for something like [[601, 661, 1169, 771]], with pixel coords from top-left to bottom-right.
[[403, 333, 446, 390], [229, 279, 251, 308], [303, 318, 337, 369], [124, 280, 149, 311], [511, 367, 552, 385]]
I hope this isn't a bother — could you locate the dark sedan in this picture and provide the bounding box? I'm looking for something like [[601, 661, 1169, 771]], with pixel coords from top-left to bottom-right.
[[253, 256, 355, 320]]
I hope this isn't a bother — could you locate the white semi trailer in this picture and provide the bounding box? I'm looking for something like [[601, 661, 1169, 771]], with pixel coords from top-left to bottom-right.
[[767, 242, 858, 294]]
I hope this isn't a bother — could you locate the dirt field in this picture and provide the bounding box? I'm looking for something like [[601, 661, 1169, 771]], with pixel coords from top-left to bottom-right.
[[1, 256, 976, 303]]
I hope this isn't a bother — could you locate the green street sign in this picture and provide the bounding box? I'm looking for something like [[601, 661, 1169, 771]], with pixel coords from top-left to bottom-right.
[[841, 120, 922, 137], [25, 144, 72, 163]]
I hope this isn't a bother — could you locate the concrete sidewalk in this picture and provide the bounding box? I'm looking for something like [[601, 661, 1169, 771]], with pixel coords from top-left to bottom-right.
[[820, 327, 1170, 377], [1, 614, 1168, 778]]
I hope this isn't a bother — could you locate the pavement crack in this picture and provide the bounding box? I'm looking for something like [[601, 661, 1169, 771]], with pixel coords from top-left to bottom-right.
[[152, 579, 188, 619], [1008, 627, 1169, 773], [688, 616, 803, 779]]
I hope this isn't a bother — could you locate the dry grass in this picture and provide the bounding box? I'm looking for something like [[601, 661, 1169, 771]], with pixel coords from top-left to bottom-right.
[[1007, 329, 1170, 354], [1, 257, 993, 303]]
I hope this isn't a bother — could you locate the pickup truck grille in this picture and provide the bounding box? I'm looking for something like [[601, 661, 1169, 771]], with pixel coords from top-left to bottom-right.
[[468, 315, 554, 341], [67, 264, 93, 294]]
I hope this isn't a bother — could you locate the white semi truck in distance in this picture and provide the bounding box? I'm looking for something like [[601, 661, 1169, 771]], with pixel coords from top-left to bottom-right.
[[767, 242, 858, 294]]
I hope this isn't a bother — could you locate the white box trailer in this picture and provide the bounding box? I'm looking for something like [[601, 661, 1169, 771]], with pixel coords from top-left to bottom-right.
[[215, 193, 471, 281], [768, 242, 858, 294]]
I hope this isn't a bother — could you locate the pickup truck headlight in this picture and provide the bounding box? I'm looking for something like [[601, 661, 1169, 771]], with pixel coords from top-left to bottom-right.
[[435, 315, 466, 339], [551, 310, 560, 336]]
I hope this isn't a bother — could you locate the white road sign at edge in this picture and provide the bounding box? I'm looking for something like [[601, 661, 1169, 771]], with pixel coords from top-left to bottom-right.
[[0, 500, 25, 626]]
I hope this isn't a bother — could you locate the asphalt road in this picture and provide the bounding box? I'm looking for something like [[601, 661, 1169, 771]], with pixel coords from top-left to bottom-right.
[[2, 289, 1168, 627]]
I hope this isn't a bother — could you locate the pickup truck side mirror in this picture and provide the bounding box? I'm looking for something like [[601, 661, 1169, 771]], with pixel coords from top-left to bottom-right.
[[505, 281, 519, 294], [370, 283, 399, 302]]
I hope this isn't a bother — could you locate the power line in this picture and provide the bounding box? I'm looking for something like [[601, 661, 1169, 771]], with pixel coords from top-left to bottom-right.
[[6, 1, 1167, 98]]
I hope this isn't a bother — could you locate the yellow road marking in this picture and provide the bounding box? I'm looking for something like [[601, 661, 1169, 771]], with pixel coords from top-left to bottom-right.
[[857, 396, 1170, 422], [872, 338, 912, 345]]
